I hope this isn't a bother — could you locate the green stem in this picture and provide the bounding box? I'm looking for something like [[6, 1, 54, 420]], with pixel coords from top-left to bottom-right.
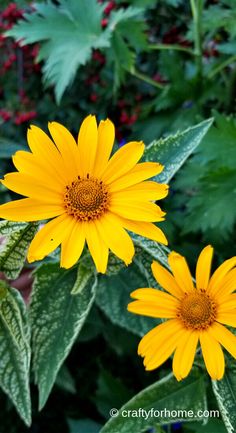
[[190, 0, 203, 78], [149, 43, 194, 55], [208, 55, 236, 79], [129, 67, 165, 89]]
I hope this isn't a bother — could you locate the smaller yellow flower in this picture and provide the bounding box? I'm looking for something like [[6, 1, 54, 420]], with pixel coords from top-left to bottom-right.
[[128, 245, 236, 380]]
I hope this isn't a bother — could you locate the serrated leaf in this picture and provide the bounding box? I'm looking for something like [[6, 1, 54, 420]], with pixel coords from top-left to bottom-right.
[[96, 261, 158, 337], [0, 284, 31, 425], [0, 221, 39, 279], [174, 112, 236, 238], [100, 369, 207, 433], [182, 168, 236, 236], [144, 118, 213, 184], [212, 364, 236, 433], [30, 263, 97, 409], [6, 0, 111, 102]]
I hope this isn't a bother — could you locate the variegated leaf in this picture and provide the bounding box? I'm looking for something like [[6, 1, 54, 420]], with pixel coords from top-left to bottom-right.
[[29, 263, 97, 409], [0, 282, 31, 425], [0, 221, 38, 279]]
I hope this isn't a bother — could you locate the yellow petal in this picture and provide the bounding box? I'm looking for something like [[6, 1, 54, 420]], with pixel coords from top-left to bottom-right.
[[200, 330, 225, 380], [84, 221, 109, 273], [128, 300, 177, 318], [208, 257, 236, 296], [27, 214, 74, 262], [215, 268, 236, 301], [130, 288, 178, 305], [168, 251, 194, 293], [216, 312, 236, 327], [77, 115, 98, 176], [1, 173, 63, 203], [172, 331, 199, 381], [112, 181, 169, 201], [60, 221, 85, 269], [102, 141, 145, 184], [95, 212, 134, 266], [196, 245, 214, 291], [0, 198, 65, 222], [12, 150, 67, 187], [151, 261, 184, 299], [144, 324, 186, 371], [120, 218, 168, 245], [27, 125, 66, 179], [93, 118, 115, 177], [209, 322, 236, 360], [138, 319, 181, 356], [48, 121, 81, 180], [217, 294, 236, 312], [110, 200, 165, 222], [109, 162, 164, 192]]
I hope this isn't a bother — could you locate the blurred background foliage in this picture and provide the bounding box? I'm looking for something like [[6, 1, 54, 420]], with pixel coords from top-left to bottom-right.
[[0, 0, 235, 432]]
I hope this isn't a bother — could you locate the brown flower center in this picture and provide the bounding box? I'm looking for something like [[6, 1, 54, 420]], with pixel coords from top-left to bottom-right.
[[64, 176, 110, 221], [177, 289, 217, 330]]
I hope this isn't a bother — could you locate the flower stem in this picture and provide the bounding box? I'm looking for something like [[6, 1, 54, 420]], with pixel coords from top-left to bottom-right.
[[149, 43, 194, 55], [190, 0, 203, 79], [208, 55, 236, 79], [129, 67, 165, 89]]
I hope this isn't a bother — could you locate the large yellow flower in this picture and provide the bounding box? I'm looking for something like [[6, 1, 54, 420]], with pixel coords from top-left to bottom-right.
[[0, 115, 168, 273], [128, 245, 236, 380]]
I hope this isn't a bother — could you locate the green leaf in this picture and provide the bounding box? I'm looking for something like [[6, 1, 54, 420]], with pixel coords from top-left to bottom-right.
[[0, 138, 26, 159], [182, 168, 236, 237], [100, 370, 207, 433], [0, 284, 31, 425], [55, 364, 76, 394], [144, 118, 213, 184], [6, 0, 111, 102], [71, 262, 94, 295], [67, 418, 102, 433], [29, 262, 97, 409], [95, 369, 133, 419], [106, 7, 145, 88], [212, 364, 236, 433], [0, 221, 39, 279], [174, 112, 236, 238], [96, 261, 159, 337]]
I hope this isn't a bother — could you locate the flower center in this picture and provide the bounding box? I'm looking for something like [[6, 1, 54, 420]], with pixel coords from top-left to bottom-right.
[[64, 176, 110, 221], [177, 289, 217, 330]]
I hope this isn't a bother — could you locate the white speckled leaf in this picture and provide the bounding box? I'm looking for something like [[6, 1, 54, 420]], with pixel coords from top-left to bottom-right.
[[101, 369, 207, 433], [29, 263, 97, 410], [96, 262, 159, 337], [212, 365, 236, 433], [144, 118, 213, 184], [0, 282, 31, 425], [0, 221, 39, 279]]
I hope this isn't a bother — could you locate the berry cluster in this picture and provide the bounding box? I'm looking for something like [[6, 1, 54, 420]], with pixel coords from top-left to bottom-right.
[[0, 3, 40, 125]]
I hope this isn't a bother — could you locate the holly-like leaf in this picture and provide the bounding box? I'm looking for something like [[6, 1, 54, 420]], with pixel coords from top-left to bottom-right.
[[0, 221, 39, 279], [96, 261, 158, 337], [100, 369, 207, 433], [212, 363, 236, 433], [30, 263, 97, 409], [0, 283, 31, 425], [144, 118, 213, 184]]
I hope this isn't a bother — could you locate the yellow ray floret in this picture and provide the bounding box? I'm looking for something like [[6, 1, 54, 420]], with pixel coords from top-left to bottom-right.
[[0, 115, 168, 273], [128, 245, 236, 381]]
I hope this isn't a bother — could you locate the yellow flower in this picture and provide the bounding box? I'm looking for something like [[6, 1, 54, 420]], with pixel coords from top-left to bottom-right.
[[128, 245, 236, 380], [0, 115, 168, 273]]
